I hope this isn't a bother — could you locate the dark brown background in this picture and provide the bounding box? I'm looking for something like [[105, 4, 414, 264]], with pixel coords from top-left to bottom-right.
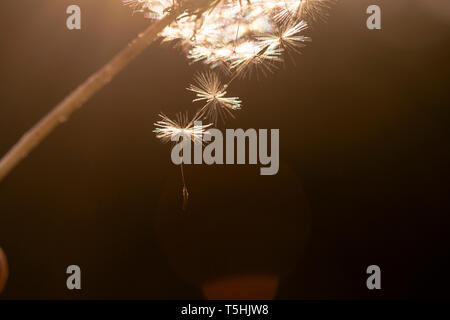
[[0, 0, 449, 299]]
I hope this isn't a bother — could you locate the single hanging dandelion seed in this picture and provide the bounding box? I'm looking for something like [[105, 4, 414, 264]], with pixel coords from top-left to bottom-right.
[[188, 72, 242, 124], [154, 112, 212, 211], [153, 112, 211, 144]]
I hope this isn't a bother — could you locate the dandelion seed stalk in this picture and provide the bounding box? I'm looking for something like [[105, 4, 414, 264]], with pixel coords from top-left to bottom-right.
[[180, 155, 189, 211]]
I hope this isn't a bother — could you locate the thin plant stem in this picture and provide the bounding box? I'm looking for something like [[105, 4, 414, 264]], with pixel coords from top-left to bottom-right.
[[180, 161, 189, 211], [0, 8, 182, 183]]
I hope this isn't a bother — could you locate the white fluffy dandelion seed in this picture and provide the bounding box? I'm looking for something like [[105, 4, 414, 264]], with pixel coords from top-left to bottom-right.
[[229, 42, 284, 78], [153, 112, 212, 211], [188, 72, 242, 124], [153, 112, 211, 144], [257, 20, 311, 53]]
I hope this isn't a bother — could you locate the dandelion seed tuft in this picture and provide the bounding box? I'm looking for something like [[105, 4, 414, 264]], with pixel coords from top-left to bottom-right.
[[188, 72, 242, 124]]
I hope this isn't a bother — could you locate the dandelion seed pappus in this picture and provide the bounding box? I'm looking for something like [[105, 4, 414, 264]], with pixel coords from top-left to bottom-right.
[[124, 0, 325, 72]]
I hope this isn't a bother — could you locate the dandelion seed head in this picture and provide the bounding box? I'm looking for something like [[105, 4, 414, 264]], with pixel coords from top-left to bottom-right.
[[153, 112, 211, 144], [124, 0, 330, 74]]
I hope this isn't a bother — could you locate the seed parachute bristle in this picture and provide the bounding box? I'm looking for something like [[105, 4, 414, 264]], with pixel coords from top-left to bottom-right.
[[188, 72, 242, 124]]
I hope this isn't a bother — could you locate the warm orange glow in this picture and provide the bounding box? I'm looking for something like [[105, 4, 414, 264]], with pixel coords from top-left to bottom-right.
[[202, 274, 279, 300], [0, 248, 8, 294]]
